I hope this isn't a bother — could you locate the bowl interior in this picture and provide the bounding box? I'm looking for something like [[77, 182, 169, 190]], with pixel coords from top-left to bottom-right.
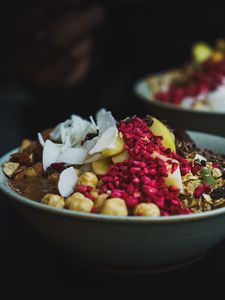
[[1, 131, 225, 223]]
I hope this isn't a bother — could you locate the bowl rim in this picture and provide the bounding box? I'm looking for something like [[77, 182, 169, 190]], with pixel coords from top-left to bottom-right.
[[1, 133, 225, 224], [134, 77, 225, 115]]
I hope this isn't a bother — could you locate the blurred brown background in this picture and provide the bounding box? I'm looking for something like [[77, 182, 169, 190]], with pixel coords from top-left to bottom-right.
[[0, 0, 224, 152]]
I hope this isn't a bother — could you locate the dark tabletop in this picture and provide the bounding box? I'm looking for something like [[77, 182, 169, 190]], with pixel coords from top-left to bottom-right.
[[1, 192, 225, 299]]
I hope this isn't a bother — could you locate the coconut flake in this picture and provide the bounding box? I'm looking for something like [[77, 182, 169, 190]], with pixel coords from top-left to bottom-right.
[[83, 136, 99, 152], [42, 109, 118, 172], [50, 114, 97, 146], [69, 115, 92, 145], [89, 115, 98, 130], [58, 147, 87, 165], [50, 121, 67, 141], [84, 153, 103, 163], [89, 127, 118, 155], [194, 153, 207, 162], [58, 167, 77, 197], [43, 140, 62, 171], [96, 109, 117, 135], [60, 124, 67, 144], [38, 133, 45, 147], [96, 108, 107, 122], [62, 135, 72, 151]]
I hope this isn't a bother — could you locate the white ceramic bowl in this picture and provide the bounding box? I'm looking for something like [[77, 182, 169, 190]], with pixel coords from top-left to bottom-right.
[[134, 79, 225, 137], [1, 131, 225, 272]]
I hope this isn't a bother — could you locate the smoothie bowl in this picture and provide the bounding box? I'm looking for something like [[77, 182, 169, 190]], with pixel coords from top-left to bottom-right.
[[140, 40, 225, 112], [135, 40, 225, 136], [1, 109, 225, 271]]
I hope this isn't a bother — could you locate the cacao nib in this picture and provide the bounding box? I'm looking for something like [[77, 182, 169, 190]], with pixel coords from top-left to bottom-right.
[[47, 163, 65, 174], [142, 115, 153, 126], [201, 160, 207, 166], [124, 116, 136, 124], [211, 186, 225, 200]]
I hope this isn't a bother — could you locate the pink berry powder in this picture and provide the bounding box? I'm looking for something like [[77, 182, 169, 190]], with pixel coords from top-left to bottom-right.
[[99, 117, 191, 216], [155, 58, 225, 105]]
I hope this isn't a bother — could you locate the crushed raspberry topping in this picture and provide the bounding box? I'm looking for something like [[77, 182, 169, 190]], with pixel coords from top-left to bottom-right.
[[155, 59, 225, 105], [75, 185, 97, 202], [191, 163, 202, 174], [194, 183, 211, 198], [99, 117, 191, 216]]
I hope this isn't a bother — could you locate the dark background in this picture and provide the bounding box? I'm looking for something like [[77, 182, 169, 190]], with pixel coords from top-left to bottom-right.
[[1, 0, 225, 297], [1, 0, 224, 156]]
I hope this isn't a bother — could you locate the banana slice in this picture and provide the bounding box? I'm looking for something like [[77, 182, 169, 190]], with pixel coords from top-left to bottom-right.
[[165, 165, 184, 193], [112, 151, 129, 164], [101, 134, 125, 157], [92, 158, 112, 175], [149, 117, 176, 152], [192, 42, 212, 63], [152, 151, 183, 192]]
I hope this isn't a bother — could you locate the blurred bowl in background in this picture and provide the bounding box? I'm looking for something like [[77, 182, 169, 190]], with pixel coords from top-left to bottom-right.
[[134, 79, 225, 137]]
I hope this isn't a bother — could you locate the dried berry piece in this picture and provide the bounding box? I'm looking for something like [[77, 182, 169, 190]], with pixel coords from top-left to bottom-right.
[[47, 163, 65, 174], [10, 152, 32, 166], [191, 164, 202, 174], [24, 142, 43, 163], [211, 186, 225, 200], [194, 183, 211, 198]]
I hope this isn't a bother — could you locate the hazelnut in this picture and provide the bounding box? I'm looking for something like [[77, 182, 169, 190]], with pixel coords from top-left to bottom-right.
[[78, 172, 98, 188], [41, 194, 65, 208], [2, 162, 20, 178], [134, 203, 160, 217], [68, 196, 94, 213], [65, 192, 85, 208], [100, 198, 128, 216]]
